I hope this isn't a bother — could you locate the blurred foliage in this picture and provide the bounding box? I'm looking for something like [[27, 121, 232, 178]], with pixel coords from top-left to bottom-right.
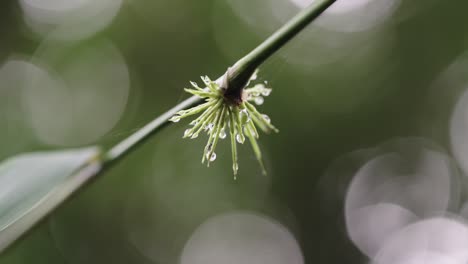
[[2, 0, 468, 263]]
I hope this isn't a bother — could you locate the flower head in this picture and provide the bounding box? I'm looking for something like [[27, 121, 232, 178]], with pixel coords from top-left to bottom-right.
[[169, 71, 278, 177]]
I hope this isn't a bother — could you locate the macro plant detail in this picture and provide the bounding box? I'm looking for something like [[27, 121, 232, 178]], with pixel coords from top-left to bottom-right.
[[0, 0, 337, 254], [169, 72, 278, 176]]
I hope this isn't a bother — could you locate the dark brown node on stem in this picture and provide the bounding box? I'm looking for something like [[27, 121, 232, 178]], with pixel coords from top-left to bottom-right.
[[220, 66, 255, 106], [222, 86, 243, 106]]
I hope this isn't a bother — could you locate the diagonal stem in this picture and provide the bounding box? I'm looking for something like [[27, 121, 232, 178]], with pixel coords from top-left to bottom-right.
[[225, 0, 336, 96], [0, 1, 337, 255], [103, 0, 336, 165], [103, 95, 200, 164]]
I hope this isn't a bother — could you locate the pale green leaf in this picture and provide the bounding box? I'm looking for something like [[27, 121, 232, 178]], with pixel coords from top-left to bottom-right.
[[0, 147, 102, 253]]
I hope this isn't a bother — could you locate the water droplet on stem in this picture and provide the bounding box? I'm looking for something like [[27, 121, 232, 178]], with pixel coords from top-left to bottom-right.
[[205, 123, 214, 131], [206, 152, 216, 162], [254, 97, 264, 105], [261, 89, 271, 96], [240, 109, 250, 123], [236, 133, 245, 144], [219, 128, 227, 139]]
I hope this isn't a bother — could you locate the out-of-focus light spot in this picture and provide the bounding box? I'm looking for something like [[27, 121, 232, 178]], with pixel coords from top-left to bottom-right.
[[289, 0, 401, 32], [23, 39, 129, 146], [346, 145, 455, 218], [19, 0, 123, 40], [0, 58, 37, 157], [427, 52, 468, 176], [394, 0, 441, 22], [180, 211, 303, 264], [460, 202, 468, 220], [124, 132, 272, 263], [377, 251, 458, 264], [346, 203, 418, 258], [450, 88, 468, 176], [0, 59, 31, 126], [314, 148, 377, 217], [214, 0, 397, 80], [373, 217, 468, 264], [343, 138, 460, 257]]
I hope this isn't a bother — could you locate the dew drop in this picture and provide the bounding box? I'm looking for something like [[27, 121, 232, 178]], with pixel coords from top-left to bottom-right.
[[240, 109, 251, 123], [205, 123, 214, 131], [201, 76, 211, 85], [190, 120, 198, 126], [171, 116, 181, 122], [261, 89, 271, 96], [236, 133, 245, 144], [262, 114, 271, 123], [191, 133, 199, 139], [184, 129, 192, 137], [251, 71, 258, 81], [206, 143, 213, 151], [219, 128, 227, 139], [206, 152, 217, 162], [254, 97, 264, 105]]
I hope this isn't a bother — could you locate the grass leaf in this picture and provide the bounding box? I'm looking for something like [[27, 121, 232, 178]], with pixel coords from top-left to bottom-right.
[[0, 147, 101, 252]]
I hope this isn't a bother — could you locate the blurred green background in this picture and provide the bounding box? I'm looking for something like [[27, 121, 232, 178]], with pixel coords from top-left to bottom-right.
[[2, 0, 468, 263]]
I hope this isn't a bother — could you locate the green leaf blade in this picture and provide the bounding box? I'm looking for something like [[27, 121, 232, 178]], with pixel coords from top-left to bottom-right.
[[0, 147, 102, 253]]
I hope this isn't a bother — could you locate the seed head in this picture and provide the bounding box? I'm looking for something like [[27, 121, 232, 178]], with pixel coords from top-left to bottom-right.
[[169, 71, 278, 176]]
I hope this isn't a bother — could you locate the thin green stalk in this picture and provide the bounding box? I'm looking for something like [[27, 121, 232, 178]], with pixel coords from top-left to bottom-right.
[[103, 95, 201, 164], [0, 2, 337, 255], [102, 1, 336, 166], [226, 0, 336, 95]]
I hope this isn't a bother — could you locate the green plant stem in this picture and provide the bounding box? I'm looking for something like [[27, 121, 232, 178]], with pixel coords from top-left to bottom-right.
[[0, 2, 337, 255], [102, 1, 336, 165], [226, 0, 336, 93], [103, 95, 200, 164]]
